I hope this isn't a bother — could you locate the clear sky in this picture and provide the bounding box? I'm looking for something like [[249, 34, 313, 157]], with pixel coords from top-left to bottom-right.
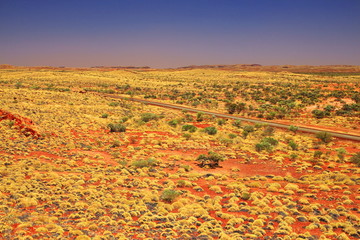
[[1, 0, 359, 68]]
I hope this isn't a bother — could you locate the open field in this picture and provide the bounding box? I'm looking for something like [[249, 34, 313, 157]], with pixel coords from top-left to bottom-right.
[[0, 65, 360, 239]]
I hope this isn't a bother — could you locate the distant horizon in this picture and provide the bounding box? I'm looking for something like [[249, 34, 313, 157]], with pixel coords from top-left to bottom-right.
[[2, 63, 360, 70], [1, 0, 360, 68]]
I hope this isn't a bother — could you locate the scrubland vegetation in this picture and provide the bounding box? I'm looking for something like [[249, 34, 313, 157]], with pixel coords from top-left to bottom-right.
[[0, 66, 359, 239]]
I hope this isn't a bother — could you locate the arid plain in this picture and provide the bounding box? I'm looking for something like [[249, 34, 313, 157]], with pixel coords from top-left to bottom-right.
[[0, 64, 360, 239]]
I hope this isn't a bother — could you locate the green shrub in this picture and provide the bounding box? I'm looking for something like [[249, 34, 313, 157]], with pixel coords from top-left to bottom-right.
[[182, 125, 197, 133], [204, 126, 217, 135], [232, 120, 242, 128], [100, 113, 109, 118], [15, 82, 23, 89], [241, 192, 251, 200], [108, 123, 126, 132], [255, 137, 278, 152], [289, 125, 299, 134], [196, 152, 225, 168], [316, 131, 332, 143], [141, 113, 161, 122], [220, 138, 233, 146], [108, 102, 120, 107], [121, 116, 129, 123], [350, 153, 360, 166], [160, 189, 181, 202], [262, 126, 275, 136], [131, 158, 157, 168], [168, 119, 178, 127], [313, 150, 323, 158], [180, 164, 191, 172], [182, 133, 191, 140], [217, 118, 226, 126], [312, 109, 330, 119], [336, 148, 346, 161], [177, 180, 186, 187], [242, 125, 255, 138], [288, 140, 298, 150], [196, 112, 204, 122], [228, 133, 237, 139]]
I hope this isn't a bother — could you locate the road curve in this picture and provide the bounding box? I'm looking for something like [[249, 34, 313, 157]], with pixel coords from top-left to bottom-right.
[[101, 94, 360, 142]]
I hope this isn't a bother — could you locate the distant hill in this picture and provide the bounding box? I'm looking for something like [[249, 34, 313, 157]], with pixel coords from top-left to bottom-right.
[[177, 64, 360, 73]]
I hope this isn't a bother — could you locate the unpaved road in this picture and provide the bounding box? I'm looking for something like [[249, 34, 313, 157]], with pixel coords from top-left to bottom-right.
[[101, 94, 360, 141]]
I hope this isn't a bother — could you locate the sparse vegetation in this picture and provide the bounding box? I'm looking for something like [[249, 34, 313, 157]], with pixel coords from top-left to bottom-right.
[[0, 66, 359, 240]]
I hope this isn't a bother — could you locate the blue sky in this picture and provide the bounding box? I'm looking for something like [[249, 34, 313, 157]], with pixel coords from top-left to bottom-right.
[[0, 0, 359, 68]]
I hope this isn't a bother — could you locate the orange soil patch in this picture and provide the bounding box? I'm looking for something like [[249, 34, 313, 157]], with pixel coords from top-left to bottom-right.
[[0, 109, 41, 138]]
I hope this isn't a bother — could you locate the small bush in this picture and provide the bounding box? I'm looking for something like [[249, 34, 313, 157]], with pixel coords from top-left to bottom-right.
[[141, 113, 161, 122], [160, 189, 181, 202], [168, 119, 178, 127], [313, 150, 323, 158], [182, 125, 197, 133], [182, 133, 191, 140], [316, 131, 332, 143], [180, 164, 191, 172], [263, 126, 275, 136], [196, 112, 204, 122], [241, 192, 251, 200], [312, 109, 330, 119], [177, 180, 186, 187], [196, 152, 225, 168], [108, 123, 126, 132], [290, 153, 298, 160], [217, 119, 226, 126], [132, 158, 157, 168], [242, 125, 255, 138], [336, 148, 347, 161], [204, 126, 217, 135], [255, 137, 278, 152], [108, 102, 120, 107], [289, 125, 299, 134], [350, 153, 360, 166], [232, 120, 242, 128], [228, 133, 237, 139], [288, 140, 298, 150], [100, 113, 109, 118], [121, 116, 129, 123]]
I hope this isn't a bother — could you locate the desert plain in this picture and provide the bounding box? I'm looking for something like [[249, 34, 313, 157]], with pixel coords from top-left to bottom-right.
[[0, 64, 360, 239]]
